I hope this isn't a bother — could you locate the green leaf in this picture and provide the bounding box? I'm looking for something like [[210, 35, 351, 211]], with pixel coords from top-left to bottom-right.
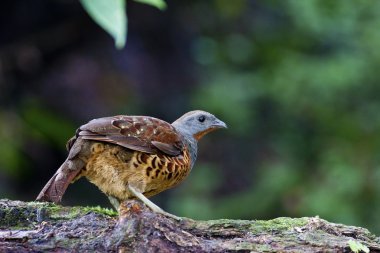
[[133, 0, 167, 10], [348, 240, 369, 253], [80, 0, 127, 49]]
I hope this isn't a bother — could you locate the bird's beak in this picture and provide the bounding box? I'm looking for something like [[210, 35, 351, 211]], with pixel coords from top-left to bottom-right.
[[194, 117, 227, 141], [212, 118, 227, 129]]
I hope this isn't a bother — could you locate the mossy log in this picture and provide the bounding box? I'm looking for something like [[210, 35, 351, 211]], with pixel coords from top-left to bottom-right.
[[0, 199, 379, 252]]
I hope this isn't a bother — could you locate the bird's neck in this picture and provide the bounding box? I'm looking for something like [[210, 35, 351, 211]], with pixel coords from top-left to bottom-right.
[[172, 124, 198, 168], [185, 135, 198, 169]]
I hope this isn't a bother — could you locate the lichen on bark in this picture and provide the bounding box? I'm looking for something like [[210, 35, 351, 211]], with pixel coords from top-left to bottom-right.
[[0, 199, 379, 252]]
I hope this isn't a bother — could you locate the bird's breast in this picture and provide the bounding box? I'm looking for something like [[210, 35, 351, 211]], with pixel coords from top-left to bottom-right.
[[81, 142, 192, 200]]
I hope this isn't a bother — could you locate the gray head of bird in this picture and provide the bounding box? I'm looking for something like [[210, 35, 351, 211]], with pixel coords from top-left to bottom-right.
[[172, 110, 227, 141]]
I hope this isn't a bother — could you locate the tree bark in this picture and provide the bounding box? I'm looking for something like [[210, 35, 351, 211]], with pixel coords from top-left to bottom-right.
[[0, 199, 379, 252]]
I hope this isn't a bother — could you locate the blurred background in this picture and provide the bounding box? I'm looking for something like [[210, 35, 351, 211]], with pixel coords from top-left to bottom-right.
[[1, 0, 380, 234]]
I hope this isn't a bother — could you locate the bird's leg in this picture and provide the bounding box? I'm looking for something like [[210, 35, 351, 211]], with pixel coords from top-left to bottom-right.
[[108, 195, 120, 210], [127, 184, 182, 221]]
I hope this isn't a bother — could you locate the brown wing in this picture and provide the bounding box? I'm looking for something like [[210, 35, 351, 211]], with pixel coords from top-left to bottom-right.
[[75, 115, 184, 156]]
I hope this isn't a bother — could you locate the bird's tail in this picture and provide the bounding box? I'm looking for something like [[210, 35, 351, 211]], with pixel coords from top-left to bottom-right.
[[36, 158, 84, 203]]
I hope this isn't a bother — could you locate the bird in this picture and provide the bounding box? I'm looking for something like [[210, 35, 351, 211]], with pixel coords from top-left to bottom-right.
[[36, 110, 227, 220]]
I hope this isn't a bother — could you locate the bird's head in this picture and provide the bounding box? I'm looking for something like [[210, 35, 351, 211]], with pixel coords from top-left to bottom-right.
[[172, 110, 227, 141]]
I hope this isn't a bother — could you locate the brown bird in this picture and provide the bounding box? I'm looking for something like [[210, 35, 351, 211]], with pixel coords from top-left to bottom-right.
[[36, 110, 226, 219]]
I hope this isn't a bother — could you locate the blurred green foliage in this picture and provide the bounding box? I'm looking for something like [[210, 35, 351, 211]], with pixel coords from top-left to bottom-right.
[[0, 101, 75, 178], [174, 0, 380, 234], [1, 0, 380, 236], [79, 0, 166, 48], [80, 0, 128, 49]]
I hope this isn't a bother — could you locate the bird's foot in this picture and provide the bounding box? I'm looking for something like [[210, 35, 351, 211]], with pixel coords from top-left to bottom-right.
[[149, 205, 183, 221], [127, 184, 183, 221]]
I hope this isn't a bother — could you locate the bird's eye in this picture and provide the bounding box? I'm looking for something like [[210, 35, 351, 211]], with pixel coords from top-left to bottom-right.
[[198, 115, 206, 123]]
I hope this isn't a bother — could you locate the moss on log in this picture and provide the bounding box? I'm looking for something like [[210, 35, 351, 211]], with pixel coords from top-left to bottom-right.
[[0, 199, 379, 252]]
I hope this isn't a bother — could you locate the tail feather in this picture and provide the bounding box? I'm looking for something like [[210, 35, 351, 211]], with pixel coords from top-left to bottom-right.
[[36, 158, 84, 203]]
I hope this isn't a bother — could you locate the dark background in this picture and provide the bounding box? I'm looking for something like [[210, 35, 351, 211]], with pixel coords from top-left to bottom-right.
[[1, 0, 380, 234]]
